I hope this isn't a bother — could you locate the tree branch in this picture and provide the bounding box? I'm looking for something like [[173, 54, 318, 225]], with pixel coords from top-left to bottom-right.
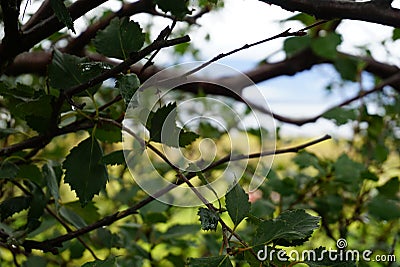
[[260, 0, 400, 28], [0, 0, 107, 63], [21, 133, 331, 253], [64, 0, 154, 55], [0, 0, 22, 63]]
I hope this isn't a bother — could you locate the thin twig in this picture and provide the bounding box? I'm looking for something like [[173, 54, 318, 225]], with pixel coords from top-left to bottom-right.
[[21, 133, 331, 253]]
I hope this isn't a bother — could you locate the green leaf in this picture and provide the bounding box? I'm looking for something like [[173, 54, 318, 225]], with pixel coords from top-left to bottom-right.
[[283, 36, 311, 57], [50, 0, 75, 33], [334, 57, 360, 81], [368, 195, 400, 221], [198, 122, 222, 138], [81, 257, 116, 267], [392, 28, 400, 41], [179, 131, 200, 147], [26, 184, 46, 232], [94, 17, 145, 60], [116, 73, 140, 105], [102, 150, 128, 166], [154, 0, 190, 18], [22, 255, 48, 267], [187, 255, 233, 267], [63, 137, 108, 206], [333, 154, 365, 184], [225, 183, 250, 226], [48, 50, 102, 94], [323, 107, 357, 125], [253, 210, 320, 246], [0, 196, 31, 221], [0, 162, 20, 179], [311, 32, 342, 59], [198, 207, 219, 231], [59, 206, 87, 228], [377, 177, 399, 198], [282, 13, 315, 26], [17, 164, 44, 185], [91, 124, 122, 143], [14, 95, 54, 133], [147, 102, 199, 147], [162, 224, 199, 240]]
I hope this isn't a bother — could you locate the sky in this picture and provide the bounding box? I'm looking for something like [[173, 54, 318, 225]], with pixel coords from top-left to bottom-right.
[[19, 0, 400, 138]]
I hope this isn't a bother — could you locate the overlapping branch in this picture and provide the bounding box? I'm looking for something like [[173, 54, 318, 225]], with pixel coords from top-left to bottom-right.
[[21, 131, 331, 254], [260, 0, 400, 28]]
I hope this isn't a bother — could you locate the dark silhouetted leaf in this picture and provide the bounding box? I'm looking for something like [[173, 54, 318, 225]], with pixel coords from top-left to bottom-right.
[[154, 0, 190, 18], [48, 50, 102, 95], [116, 73, 140, 105], [198, 207, 219, 231], [0, 196, 31, 221], [225, 183, 250, 226], [50, 0, 75, 33], [0, 162, 19, 179], [102, 150, 128, 166], [63, 137, 108, 206], [94, 17, 145, 60]]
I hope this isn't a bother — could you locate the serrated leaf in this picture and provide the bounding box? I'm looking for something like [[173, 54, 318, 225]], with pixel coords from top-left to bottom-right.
[[14, 95, 54, 133], [323, 107, 357, 125], [81, 257, 116, 267], [0, 196, 31, 221], [147, 102, 198, 147], [94, 17, 145, 60], [63, 137, 108, 206], [154, 0, 190, 18], [48, 50, 102, 96], [187, 255, 233, 267], [102, 150, 128, 166], [179, 131, 199, 147], [0, 162, 20, 179], [225, 183, 250, 226], [253, 210, 320, 246], [311, 32, 342, 59], [116, 73, 140, 105], [198, 207, 219, 231], [50, 0, 75, 33]]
